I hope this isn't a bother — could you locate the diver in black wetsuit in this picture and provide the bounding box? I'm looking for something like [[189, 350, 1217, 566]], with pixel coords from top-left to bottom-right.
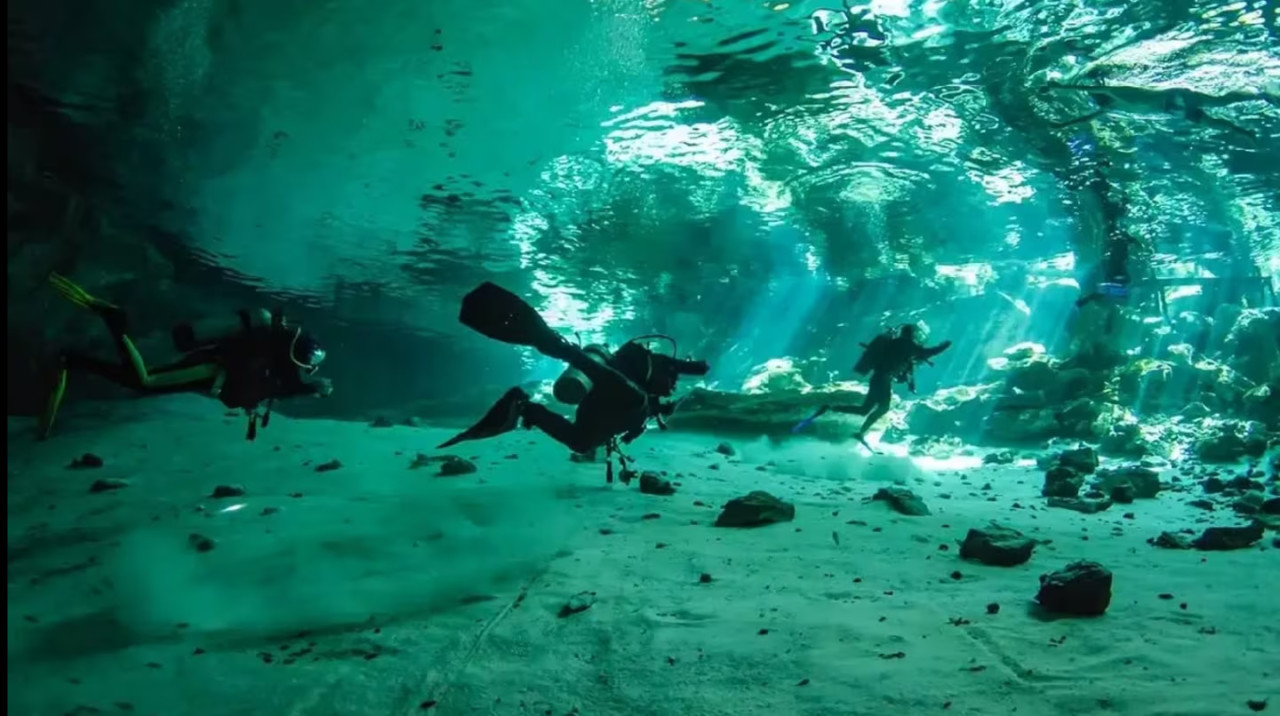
[[38, 273, 332, 441], [438, 282, 710, 478], [798, 324, 951, 445], [1044, 77, 1270, 137], [1060, 133, 1145, 313], [1075, 228, 1140, 309]]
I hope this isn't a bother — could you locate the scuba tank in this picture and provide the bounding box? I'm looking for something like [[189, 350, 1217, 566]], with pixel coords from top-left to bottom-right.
[[172, 308, 274, 352], [552, 344, 611, 405], [853, 332, 893, 375]]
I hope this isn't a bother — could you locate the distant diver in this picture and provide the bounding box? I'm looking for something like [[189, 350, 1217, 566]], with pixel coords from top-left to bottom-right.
[[794, 324, 951, 449], [38, 273, 332, 441], [437, 282, 711, 481], [1043, 78, 1273, 137], [1075, 229, 1143, 309]]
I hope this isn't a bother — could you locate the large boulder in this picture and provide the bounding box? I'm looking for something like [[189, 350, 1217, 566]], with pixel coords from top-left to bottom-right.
[[1224, 308, 1280, 385], [904, 385, 995, 439], [671, 386, 870, 440], [741, 358, 812, 394], [1195, 420, 1270, 462]]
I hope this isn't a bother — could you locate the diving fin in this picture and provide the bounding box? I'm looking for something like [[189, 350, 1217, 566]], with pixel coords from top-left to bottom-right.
[[49, 273, 117, 313], [458, 282, 559, 353], [853, 432, 879, 454], [37, 359, 69, 440], [48, 273, 128, 333], [437, 387, 529, 449], [791, 405, 829, 434]]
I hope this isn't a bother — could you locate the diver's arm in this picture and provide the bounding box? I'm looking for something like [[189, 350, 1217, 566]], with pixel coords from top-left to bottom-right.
[[272, 374, 333, 400], [916, 340, 952, 361]]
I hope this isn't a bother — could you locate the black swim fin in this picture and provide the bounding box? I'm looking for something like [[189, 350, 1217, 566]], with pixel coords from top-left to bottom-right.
[[437, 387, 530, 449], [37, 359, 69, 441], [458, 282, 558, 352], [853, 432, 879, 454]]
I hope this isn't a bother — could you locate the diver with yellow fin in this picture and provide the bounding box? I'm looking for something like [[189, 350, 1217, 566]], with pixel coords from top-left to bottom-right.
[[38, 273, 332, 441], [438, 282, 711, 482], [794, 324, 951, 450]]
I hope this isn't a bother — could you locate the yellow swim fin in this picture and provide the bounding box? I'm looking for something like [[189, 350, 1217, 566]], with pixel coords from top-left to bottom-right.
[[37, 361, 69, 440], [48, 272, 118, 313]]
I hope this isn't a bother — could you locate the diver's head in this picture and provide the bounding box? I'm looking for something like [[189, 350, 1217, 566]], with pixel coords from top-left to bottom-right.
[[613, 340, 681, 397], [899, 323, 917, 341], [646, 354, 682, 397], [289, 329, 327, 374]]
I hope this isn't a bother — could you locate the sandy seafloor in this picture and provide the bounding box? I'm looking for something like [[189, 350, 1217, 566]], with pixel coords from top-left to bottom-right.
[[6, 395, 1277, 716]]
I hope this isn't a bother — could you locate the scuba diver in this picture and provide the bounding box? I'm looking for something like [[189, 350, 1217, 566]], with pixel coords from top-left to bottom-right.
[[38, 273, 332, 441], [794, 324, 951, 450], [1061, 131, 1147, 314], [1075, 228, 1141, 309], [1043, 76, 1271, 138], [437, 282, 711, 482]]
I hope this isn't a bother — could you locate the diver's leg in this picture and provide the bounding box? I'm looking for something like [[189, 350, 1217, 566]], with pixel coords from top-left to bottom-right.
[[855, 399, 891, 439], [852, 375, 893, 437], [521, 403, 603, 454], [830, 372, 890, 415], [1050, 108, 1106, 129], [436, 387, 531, 449], [1075, 291, 1102, 308], [64, 350, 141, 388], [49, 273, 158, 388], [95, 308, 218, 389], [38, 350, 140, 440], [36, 357, 70, 440]]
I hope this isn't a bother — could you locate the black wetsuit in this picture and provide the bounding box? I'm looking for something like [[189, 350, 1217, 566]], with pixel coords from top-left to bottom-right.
[[1076, 231, 1137, 309], [62, 308, 218, 394], [830, 336, 950, 436], [522, 340, 707, 454], [438, 281, 710, 455], [66, 308, 321, 409]]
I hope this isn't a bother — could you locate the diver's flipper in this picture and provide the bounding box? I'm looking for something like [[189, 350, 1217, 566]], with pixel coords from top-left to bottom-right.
[[791, 405, 829, 434], [48, 273, 128, 333], [853, 432, 878, 454], [49, 273, 117, 312], [37, 360, 69, 440], [437, 387, 530, 449], [458, 282, 557, 352]]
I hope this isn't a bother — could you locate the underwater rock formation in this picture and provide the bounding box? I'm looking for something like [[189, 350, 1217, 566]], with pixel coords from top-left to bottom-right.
[[1036, 561, 1113, 617], [868, 486, 930, 516], [1191, 524, 1265, 551], [639, 471, 676, 496], [672, 387, 868, 440], [1092, 464, 1163, 499], [959, 524, 1036, 567], [714, 491, 796, 528], [1042, 465, 1085, 498]]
